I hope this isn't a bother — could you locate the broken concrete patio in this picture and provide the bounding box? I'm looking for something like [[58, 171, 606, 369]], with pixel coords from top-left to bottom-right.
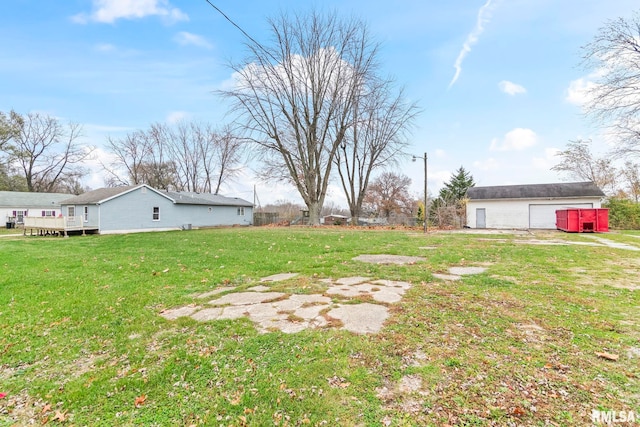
[[160, 253, 489, 334]]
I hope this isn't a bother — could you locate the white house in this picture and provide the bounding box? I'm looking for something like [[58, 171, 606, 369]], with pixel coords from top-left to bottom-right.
[[465, 182, 605, 229], [1, 191, 71, 227]]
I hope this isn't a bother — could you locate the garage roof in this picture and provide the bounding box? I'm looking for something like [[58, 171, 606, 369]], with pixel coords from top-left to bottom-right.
[[466, 181, 605, 200]]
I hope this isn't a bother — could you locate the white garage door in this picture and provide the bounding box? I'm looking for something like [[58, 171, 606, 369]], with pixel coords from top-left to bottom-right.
[[528, 203, 593, 229]]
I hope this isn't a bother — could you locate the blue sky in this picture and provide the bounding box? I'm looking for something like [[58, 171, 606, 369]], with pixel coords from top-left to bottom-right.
[[1, 0, 638, 205]]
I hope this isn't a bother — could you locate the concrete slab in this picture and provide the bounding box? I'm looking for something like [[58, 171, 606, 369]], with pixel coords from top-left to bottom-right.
[[326, 285, 370, 298], [272, 298, 305, 312], [335, 276, 370, 286], [449, 266, 486, 275], [260, 273, 299, 282], [247, 285, 271, 292], [373, 280, 412, 290], [432, 273, 461, 281], [327, 303, 389, 334], [209, 291, 286, 306], [218, 306, 249, 320], [194, 287, 236, 299], [259, 319, 310, 334], [160, 305, 200, 320], [583, 235, 640, 251], [353, 254, 424, 265], [289, 294, 332, 305], [190, 307, 223, 321], [245, 303, 283, 321], [294, 305, 328, 320]]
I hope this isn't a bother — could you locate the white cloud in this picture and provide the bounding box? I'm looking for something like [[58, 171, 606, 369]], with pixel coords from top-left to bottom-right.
[[532, 147, 560, 170], [166, 111, 189, 124], [473, 157, 500, 171], [434, 149, 446, 158], [565, 77, 598, 106], [498, 80, 526, 95], [448, 0, 499, 88], [174, 32, 213, 49], [490, 128, 537, 151], [72, 0, 188, 24]]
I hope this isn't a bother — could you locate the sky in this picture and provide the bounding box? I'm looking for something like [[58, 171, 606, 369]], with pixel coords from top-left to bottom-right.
[[1, 0, 638, 207]]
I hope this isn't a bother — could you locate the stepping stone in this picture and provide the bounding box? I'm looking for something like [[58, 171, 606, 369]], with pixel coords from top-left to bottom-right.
[[209, 291, 285, 306], [160, 305, 200, 320], [449, 266, 486, 275], [247, 285, 270, 292], [327, 303, 389, 334], [260, 273, 298, 282]]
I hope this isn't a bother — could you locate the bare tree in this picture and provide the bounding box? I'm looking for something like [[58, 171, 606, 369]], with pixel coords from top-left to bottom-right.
[[4, 111, 92, 192], [104, 121, 244, 193], [219, 10, 380, 225], [621, 161, 640, 202], [104, 131, 151, 186], [334, 81, 417, 225], [551, 139, 618, 195], [363, 171, 413, 221], [582, 11, 640, 157]]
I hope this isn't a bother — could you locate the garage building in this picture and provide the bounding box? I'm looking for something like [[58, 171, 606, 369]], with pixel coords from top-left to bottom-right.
[[465, 181, 605, 229]]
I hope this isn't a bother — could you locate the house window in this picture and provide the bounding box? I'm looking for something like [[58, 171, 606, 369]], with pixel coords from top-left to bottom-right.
[[237, 207, 244, 216], [153, 207, 160, 221], [42, 210, 55, 217], [13, 210, 27, 224], [68, 206, 75, 218], [83, 206, 89, 222]]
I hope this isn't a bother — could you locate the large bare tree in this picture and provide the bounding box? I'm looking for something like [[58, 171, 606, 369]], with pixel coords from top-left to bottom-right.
[[551, 139, 618, 195], [582, 11, 640, 157], [334, 81, 417, 225], [3, 111, 92, 192], [219, 10, 380, 225]]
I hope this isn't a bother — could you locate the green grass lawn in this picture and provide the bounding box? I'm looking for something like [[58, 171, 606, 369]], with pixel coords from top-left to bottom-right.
[[1, 227, 638, 426]]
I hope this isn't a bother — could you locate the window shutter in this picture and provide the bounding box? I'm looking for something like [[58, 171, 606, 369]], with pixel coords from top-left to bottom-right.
[[12, 210, 16, 216], [42, 210, 45, 217]]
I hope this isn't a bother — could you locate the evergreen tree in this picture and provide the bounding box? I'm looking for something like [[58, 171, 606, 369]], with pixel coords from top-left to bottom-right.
[[430, 166, 475, 228], [439, 166, 475, 201]]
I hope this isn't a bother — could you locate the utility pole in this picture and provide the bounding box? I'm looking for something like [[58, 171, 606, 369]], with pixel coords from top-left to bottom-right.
[[413, 152, 428, 233]]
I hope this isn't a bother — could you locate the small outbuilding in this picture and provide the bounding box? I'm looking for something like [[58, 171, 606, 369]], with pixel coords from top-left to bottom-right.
[[465, 181, 605, 229], [58, 184, 253, 234]]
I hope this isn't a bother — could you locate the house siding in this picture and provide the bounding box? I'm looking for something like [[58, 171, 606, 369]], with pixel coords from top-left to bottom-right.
[[466, 198, 602, 229], [97, 188, 176, 233]]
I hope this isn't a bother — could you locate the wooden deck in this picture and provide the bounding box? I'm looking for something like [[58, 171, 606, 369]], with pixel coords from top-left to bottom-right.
[[23, 216, 98, 237]]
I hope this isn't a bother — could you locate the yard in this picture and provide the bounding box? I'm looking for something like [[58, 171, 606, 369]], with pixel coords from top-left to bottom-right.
[[0, 227, 638, 426]]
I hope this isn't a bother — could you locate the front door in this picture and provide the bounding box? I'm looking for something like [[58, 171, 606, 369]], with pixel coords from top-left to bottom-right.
[[476, 208, 486, 228]]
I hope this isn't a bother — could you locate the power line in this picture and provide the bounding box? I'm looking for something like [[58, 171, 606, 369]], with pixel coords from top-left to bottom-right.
[[202, 0, 269, 57]]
